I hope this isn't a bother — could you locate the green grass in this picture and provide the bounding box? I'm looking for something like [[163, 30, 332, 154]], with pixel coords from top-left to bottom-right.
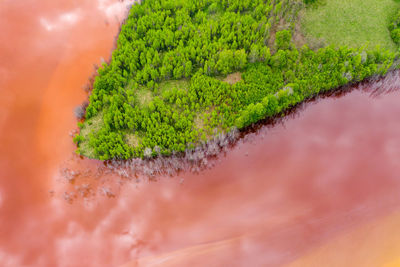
[[158, 79, 190, 94], [78, 111, 104, 158], [301, 0, 400, 51], [125, 132, 141, 148], [134, 86, 153, 107]]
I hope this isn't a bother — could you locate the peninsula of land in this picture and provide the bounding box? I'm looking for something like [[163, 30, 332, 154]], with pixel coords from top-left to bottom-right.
[[75, 0, 400, 160]]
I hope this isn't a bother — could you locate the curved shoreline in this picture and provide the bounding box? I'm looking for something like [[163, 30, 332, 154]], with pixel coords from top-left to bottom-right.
[[74, 69, 400, 181], [75, 0, 399, 161]]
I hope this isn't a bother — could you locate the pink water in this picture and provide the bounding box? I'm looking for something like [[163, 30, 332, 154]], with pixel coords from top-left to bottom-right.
[[1, 1, 400, 266]]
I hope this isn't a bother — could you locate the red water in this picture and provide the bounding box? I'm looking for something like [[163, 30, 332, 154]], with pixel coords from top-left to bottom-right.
[[2, 1, 400, 266]]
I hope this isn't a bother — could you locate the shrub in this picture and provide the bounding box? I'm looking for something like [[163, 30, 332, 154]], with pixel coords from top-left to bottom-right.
[[389, 10, 400, 45], [275, 30, 292, 51]]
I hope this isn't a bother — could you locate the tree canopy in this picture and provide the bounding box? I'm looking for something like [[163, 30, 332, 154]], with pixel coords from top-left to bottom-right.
[[75, 0, 398, 160]]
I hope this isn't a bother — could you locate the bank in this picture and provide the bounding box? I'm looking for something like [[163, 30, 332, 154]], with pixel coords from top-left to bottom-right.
[[74, 0, 400, 160]]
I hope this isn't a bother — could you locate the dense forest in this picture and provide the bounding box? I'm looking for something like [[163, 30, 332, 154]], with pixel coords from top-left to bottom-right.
[[75, 0, 398, 160]]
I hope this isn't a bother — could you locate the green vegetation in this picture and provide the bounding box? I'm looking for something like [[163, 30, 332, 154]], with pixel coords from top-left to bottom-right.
[[389, 9, 400, 45], [301, 0, 400, 51], [75, 111, 104, 158], [74, 0, 399, 160]]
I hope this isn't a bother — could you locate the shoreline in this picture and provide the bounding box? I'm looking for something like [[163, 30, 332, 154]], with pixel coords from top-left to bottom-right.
[[75, 0, 399, 161], [80, 69, 400, 180]]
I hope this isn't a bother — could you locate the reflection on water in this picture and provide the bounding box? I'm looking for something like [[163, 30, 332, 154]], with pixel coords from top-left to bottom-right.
[[2, 1, 400, 266]]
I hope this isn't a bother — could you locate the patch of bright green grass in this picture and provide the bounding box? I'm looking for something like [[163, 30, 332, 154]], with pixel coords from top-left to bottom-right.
[[134, 86, 154, 107], [158, 79, 190, 94], [301, 0, 400, 51]]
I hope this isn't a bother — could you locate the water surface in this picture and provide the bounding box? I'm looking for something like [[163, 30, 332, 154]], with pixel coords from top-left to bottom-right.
[[1, 1, 400, 266]]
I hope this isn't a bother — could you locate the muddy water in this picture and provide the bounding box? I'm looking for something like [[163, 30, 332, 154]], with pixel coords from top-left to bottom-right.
[[2, 1, 400, 266]]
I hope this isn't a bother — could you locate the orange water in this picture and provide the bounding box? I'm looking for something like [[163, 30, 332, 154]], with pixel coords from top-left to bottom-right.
[[2, 1, 400, 266]]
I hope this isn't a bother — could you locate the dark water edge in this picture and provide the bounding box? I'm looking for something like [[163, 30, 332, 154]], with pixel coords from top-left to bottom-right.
[[243, 69, 400, 135], [92, 70, 400, 180]]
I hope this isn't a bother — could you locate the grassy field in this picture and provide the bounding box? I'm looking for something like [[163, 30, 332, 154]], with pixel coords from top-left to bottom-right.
[[301, 0, 400, 51]]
